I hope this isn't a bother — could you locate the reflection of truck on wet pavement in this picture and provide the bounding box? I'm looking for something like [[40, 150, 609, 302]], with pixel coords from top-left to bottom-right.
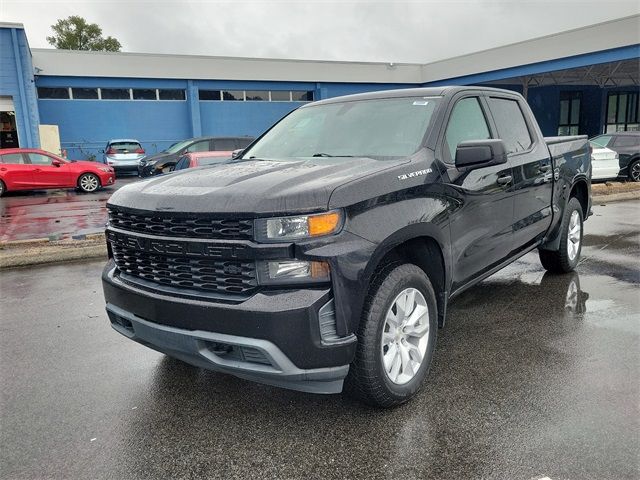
[[102, 86, 591, 407]]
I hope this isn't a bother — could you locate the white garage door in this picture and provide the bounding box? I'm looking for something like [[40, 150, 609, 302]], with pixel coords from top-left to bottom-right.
[[0, 96, 15, 112]]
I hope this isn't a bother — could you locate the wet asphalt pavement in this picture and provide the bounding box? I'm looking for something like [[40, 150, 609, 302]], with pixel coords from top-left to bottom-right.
[[0, 176, 139, 242], [1, 201, 638, 480]]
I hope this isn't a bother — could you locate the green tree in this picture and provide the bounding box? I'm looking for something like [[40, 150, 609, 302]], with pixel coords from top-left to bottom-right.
[[46, 16, 122, 52]]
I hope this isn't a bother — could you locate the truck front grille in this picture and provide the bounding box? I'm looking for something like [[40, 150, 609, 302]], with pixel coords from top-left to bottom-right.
[[107, 206, 253, 240], [110, 235, 257, 296]]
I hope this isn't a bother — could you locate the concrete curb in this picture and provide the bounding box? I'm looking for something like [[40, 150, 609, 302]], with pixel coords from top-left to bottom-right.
[[592, 190, 640, 204], [0, 238, 107, 269]]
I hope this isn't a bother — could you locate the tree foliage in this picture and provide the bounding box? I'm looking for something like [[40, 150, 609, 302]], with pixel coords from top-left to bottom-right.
[[46, 16, 122, 52]]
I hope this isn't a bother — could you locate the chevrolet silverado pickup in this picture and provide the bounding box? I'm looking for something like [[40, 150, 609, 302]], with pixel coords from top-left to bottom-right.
[[102, 87, 591, 407]]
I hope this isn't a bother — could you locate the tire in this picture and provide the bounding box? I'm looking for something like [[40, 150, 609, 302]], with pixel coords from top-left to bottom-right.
[[346, 263, 438, 408], [539, 197, 584, 273], [78, 173, 101, 193], [628, 159, 640, 182], [0, 180, 5, 197]]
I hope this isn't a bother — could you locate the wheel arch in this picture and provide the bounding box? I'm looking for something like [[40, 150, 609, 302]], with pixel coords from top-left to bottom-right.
[[362, 226, 450, 328]]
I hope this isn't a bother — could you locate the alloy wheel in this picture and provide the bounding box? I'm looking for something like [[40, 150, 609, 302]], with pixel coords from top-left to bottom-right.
[[567, 210, 581, 261], [381, 287, 430, 385], [80, 174, 99, 192]]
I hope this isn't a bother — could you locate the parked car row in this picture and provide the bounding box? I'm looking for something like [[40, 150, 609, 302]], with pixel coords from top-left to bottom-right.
[[137, 136, 254, 177], [0, 131, 636, 197]]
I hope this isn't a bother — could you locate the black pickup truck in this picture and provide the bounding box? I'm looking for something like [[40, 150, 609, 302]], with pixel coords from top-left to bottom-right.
[[102, 87, 591, 407]]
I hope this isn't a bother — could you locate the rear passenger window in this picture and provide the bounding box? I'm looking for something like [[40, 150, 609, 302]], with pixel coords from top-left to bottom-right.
[[488, 97, 532, 154], [0, 153, 25, 164], [445, 97, 491, 161], [213, 139, 237, 151]]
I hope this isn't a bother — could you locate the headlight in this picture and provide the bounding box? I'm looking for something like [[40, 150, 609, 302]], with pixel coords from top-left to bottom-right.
[[257, 260, 330, 285], [254, 210, 343, 242], [98, 167, 112, 172]]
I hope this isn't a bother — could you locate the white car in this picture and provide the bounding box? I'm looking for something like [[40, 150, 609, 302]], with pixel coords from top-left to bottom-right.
[[102, 139, 145, 174], [590, 143, 619, 181]]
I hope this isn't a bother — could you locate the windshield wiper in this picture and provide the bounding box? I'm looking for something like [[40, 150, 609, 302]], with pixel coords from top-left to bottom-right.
[[311, 153, 355, 157]]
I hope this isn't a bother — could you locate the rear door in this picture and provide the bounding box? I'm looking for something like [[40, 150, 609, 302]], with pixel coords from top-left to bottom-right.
[[439, 94, 515, 290], [27, 152, 72, 187], [0, 153, 34, 189], [486, 95, 553, 251]]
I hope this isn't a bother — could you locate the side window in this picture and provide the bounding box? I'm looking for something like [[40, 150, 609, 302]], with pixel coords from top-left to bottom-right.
[[1, 153, 26, 164], [174, 156, 190, 171], [487, 97, 533, 154], [213, 139, 237, 151], [444, 97, 491, 161], [28, 153, 55, 165], [186, 141, 210, 153], [613, 136, 638, 147]]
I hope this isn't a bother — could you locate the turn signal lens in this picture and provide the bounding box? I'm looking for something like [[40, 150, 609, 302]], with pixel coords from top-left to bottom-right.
[[308, 212, 341, 237]]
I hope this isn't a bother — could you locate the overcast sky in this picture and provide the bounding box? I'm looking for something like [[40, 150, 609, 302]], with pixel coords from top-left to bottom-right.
[[1, 0, 638, 63]]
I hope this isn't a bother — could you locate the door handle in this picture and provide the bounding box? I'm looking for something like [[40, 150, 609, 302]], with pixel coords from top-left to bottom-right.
[[538, 164, 551, 173], [497, 175, 512, 186], [0, 167, 6, 171], [34, 168, 41, 172]]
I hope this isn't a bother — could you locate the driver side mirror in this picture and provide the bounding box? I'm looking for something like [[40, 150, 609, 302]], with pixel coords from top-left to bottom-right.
[[231, 149, 244, 159], [52, 159, 62, 167], [455, 139, 507, 170]]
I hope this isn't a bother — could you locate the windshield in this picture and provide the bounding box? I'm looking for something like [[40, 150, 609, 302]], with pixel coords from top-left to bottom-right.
[[165, 139, 194, 154], [243, 96, 440, 159]]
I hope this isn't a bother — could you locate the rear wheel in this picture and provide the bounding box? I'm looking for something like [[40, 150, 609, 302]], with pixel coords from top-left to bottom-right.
[[346, 263, 438, 408], [539, 197, 584, 273], [0, 180, 5, 197], [78, 173, 100, 193], [628, 159, 640, 182]]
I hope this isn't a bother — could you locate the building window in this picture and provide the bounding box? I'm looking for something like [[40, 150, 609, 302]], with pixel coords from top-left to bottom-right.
[[270, 91, 291, 101], [101, 88, 131, 100], [37, 87, 70, 99], [606, 92, 639, 133], [245, 90, 268, 101], [292, 91, 314, 102], [222, 90, 245, 101], [71, 88, 99, 100], [558, 91, 581, 135], [159, 89, 186, 100], [132, 88, 157, 100], [199, 90, 221, 101]]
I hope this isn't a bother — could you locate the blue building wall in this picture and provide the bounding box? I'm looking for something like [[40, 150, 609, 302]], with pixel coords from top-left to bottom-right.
[[23, 43, 640, 159], [0, 26, 40, 148], [36, 75, 421, 159]]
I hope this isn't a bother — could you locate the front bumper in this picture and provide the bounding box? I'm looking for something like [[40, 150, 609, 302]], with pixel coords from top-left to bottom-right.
[[102, 262, 356, 393]]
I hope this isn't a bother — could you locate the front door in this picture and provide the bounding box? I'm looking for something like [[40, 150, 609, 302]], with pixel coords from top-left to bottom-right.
[[26, 152, 72, 187], [439, 95, 515, 291]]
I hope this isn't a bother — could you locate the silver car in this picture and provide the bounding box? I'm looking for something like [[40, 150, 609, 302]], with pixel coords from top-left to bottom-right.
[[102, 139, 145, 173]]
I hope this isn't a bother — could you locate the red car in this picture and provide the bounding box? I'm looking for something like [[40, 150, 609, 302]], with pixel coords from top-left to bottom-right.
[[0, 148, 115, 196], [172, 151, 235, 172]]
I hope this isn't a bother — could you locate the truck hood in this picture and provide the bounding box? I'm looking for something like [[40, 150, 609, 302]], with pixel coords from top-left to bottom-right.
[[108, 157, 408, 214]]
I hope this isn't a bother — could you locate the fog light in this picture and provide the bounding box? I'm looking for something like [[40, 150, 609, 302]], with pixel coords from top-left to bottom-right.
[[257, 260, 330, 285]]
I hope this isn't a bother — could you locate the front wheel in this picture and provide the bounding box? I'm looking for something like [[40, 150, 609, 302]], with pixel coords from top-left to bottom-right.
[[346, 263, 438, 408], [78, 173, 101, 193], [0, 180, 5, 197], [539, 197, 584, 273]]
